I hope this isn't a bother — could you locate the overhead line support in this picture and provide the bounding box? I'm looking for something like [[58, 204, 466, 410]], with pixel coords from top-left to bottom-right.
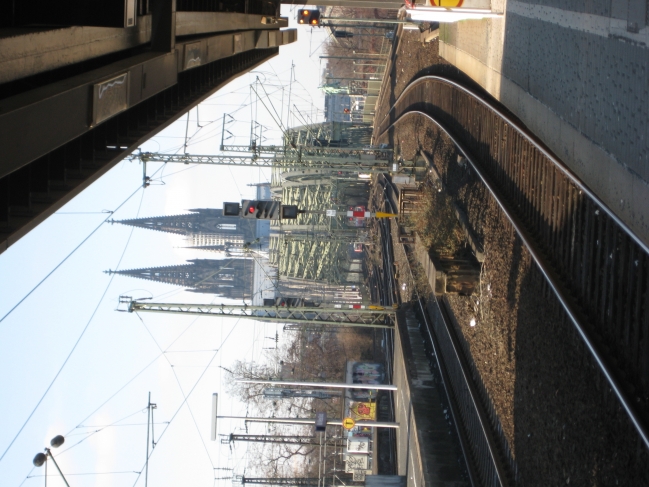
[[127, 300, 395, 328]]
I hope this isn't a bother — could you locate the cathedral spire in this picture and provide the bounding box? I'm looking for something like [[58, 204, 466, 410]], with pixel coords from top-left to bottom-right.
[[108, 258, 254, 300], [113, 208, 256, 240]]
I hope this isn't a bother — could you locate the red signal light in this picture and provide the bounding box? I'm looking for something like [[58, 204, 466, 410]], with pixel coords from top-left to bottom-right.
[[249, 206, 255, 213]]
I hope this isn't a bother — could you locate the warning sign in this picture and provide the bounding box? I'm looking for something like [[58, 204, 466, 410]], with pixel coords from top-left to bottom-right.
[[342, 417, 356, 430], [429, 0, 464, 5]]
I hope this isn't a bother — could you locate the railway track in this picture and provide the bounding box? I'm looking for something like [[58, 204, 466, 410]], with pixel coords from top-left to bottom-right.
[[377, 175, 514, 486], [373, 211, 398, 474], [375, 76, 649, 451]]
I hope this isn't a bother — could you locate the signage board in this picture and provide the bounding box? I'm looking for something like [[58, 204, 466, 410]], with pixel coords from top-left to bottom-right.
[[315, 412, 327, 432], [342, 417, 356, 430], [353, 470, 366, 482], [347, 437, 370, 453], [345, 454, 368, 472]]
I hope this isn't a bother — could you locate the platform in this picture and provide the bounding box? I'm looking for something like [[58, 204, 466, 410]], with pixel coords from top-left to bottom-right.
[[438, 0, 649, 247]]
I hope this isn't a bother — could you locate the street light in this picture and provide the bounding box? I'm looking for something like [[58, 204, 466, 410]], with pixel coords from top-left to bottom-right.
[[32, 435, 71, 487]]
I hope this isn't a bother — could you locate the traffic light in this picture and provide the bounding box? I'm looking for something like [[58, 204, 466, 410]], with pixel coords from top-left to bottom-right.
[[223, 202, 241, 216], [333, 30, 353, 39], [223, 200, 302, 220], [242, 200, 280, 219], [298, 9, 320, 26]]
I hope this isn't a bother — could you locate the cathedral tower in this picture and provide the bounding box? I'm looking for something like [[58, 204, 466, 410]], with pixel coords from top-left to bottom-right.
[[114, 208, 258, 252], [107, 258, 254, 300]]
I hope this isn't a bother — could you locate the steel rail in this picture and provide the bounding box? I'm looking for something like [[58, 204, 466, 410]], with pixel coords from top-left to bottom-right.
[[378, 177, 495, 486], [377, 75, 649, 256], [379, 107, 649, 450], [376, 201, 399, 475]]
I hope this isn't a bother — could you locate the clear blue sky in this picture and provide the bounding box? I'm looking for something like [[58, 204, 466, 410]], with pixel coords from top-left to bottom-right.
[[0, 10, 330, 487]]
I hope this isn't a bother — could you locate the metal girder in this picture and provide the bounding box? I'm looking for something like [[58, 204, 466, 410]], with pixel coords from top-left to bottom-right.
[[220, 144, 290, 153], [220, 144, 392, 158], [136, 152, 391, 172], [128, 301, 395, 328]]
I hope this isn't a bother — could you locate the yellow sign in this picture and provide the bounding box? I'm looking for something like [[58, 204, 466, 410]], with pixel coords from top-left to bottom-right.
[[374, 212, 398, 219], [430, 0, 464, 5], [342, 417, 356, 430], [350, 402, 377, 421]]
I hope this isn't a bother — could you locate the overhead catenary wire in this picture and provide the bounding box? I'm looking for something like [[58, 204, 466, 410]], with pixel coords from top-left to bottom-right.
[[136, 313, 218, 475], [0, 185, 148, 465], [130, 317, 243, 487], [0, 184, 144, 327], [55, 409, 151, 456], [28, 470, 141, 478]]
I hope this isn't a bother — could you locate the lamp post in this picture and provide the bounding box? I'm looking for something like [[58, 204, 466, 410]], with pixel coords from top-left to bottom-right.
[[210, 393, 399, 432], [32, 435, 70, 487]]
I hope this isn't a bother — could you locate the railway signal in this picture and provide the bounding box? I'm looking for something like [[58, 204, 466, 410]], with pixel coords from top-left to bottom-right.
[[298, 9, 321, 26], [223, 200, 302, 220]]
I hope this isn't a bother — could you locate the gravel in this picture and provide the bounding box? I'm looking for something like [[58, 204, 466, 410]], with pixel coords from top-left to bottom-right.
[[372, 30, 649, 486]]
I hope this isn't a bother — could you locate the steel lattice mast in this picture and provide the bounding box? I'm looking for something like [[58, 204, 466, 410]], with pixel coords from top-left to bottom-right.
[[219, 144, 393, 158], [127, 300, 395, 328], [135, 152, 395, 174]]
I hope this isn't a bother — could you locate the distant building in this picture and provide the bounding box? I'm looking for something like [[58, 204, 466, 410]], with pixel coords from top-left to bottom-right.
[[113, 208, 277, 302], [324, 94, 352, 122], [108, 258, 254, 299], [114, 208, 257, 252]]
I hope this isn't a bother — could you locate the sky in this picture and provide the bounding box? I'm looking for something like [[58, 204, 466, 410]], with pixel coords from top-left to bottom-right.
[[0, 9, 332, 487]]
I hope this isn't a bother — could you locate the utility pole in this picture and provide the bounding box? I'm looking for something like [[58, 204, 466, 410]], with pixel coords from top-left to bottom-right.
[[133, 152, 396, 176], [217, 415, 398, 429], [223, 434, 339, 446], [323, 22, 395, 30], [144, 393, 157, 487], [125, 299, 395, 329], [319, 56, 386, 61], [219, 143, 392, 157], [321, 17, 419, 24], [237, 379, 397, 391], [239, 477, 338, 486], [325, 77, 379, 82]]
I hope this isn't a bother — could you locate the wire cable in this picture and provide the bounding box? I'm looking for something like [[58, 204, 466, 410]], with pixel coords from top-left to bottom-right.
[[0, 186, 148, 463], [0, 185, 142, 326], [136, 313, 217, 472], [130, 317, 242, 487]]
